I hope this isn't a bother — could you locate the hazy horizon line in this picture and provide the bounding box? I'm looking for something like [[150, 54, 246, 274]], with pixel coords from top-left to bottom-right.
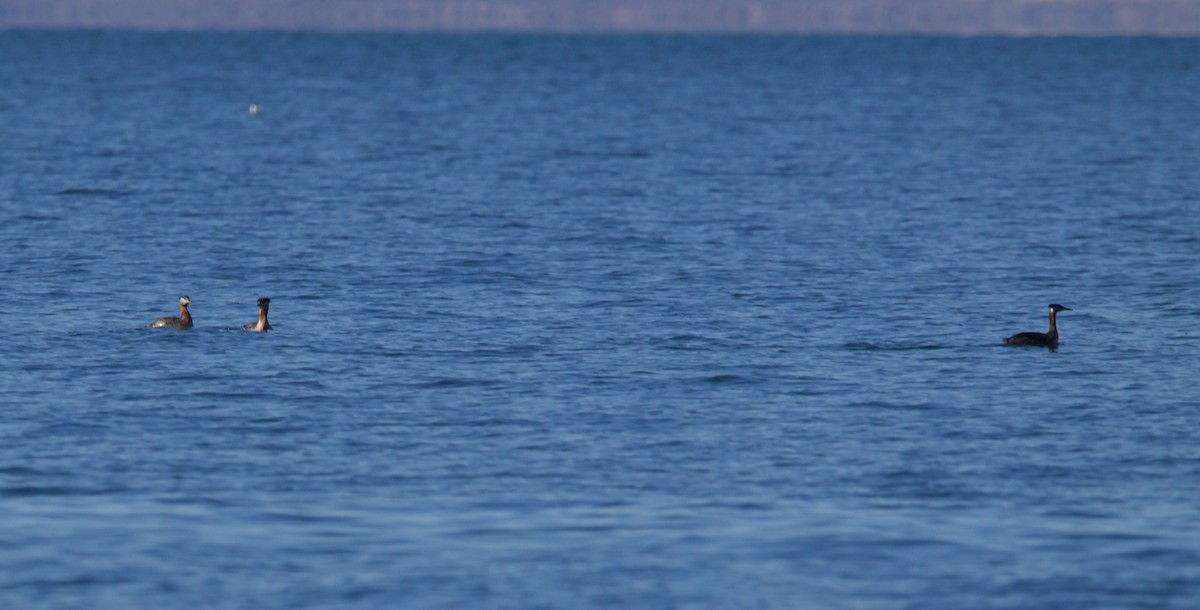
[[3, 0, 1200, 37], [6, 26, 1200, 39]]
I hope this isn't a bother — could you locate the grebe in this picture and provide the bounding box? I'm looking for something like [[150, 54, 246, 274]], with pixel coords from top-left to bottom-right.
[[148, 296, 193, 329], [243, 297, 272, 332], [1004, 304, 1071, 348]]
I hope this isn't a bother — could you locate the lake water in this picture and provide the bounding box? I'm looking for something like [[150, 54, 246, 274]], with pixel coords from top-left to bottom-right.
[[1, 32, 1199, 609]]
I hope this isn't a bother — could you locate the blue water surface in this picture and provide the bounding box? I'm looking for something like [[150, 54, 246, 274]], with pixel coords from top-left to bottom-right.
[[1, 32, 1199, 609]]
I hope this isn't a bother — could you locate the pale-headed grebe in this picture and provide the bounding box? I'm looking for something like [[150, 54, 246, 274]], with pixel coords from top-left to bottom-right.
[[243, 297, 272, 332], [1004, 304, 1071, 348], [148, 296, 193, 329]]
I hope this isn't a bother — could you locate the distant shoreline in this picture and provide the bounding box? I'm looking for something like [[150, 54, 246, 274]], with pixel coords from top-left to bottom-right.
[[3, 0, 1200, 37]]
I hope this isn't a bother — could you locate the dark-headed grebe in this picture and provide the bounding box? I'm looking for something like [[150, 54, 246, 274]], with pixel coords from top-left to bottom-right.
[[1004, 304, 1071, 348], [243, 297, 272, 332], [148, 296, 193, 329]]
